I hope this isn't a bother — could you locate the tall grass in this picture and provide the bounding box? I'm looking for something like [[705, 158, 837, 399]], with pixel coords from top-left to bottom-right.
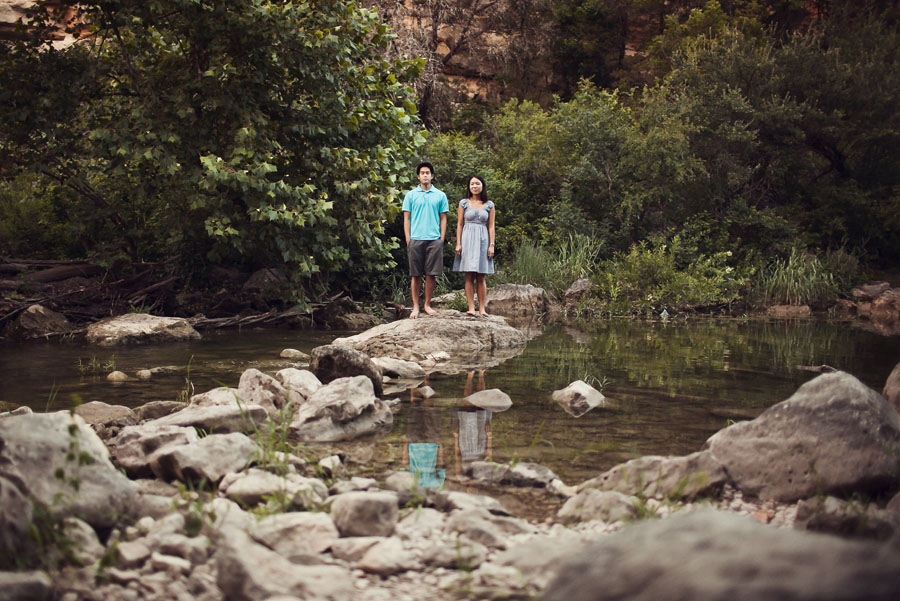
[[755, 248, 844, 305], [500, 233, 604, 297]]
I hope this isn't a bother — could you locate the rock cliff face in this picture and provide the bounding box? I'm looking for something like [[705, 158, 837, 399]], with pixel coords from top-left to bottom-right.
[[0, 1, 83, 47]]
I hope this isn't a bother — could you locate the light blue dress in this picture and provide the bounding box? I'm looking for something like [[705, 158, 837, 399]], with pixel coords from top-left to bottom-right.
[[453, 199, 494, 274]]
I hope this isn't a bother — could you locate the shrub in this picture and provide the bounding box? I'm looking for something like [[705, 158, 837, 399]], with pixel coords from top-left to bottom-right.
[[754, 247, 843, 306]]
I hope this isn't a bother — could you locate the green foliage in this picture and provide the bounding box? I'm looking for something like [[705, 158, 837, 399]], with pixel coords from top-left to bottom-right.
[[594, 236, 745, 315], [0, 174, 84, 258], [0, 0, 424, 296], [754, 247, 842, 305]]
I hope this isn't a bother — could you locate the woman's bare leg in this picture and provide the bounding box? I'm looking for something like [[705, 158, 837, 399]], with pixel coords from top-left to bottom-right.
[[464, 272, 476, 314], [477, 274, 488, 316]]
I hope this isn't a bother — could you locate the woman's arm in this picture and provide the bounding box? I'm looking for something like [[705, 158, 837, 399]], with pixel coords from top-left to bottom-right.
[[487, 205, 496, 259], [455, 204, 465, 254]]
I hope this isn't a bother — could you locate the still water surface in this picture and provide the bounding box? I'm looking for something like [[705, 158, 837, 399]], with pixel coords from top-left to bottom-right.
[[2, 319, 898, 484]]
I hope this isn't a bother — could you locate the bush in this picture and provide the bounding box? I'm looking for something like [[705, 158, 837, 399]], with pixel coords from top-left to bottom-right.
[[593, 236, 745, 316], [499, 233, 603, 298]]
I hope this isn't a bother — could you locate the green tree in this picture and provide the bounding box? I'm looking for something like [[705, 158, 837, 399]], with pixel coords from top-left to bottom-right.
[[0, 0, 424, 295]]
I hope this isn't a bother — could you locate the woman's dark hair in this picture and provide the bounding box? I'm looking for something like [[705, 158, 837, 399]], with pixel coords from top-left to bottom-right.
[[467, 175, 488, 202], [417, 162, 435, 176]]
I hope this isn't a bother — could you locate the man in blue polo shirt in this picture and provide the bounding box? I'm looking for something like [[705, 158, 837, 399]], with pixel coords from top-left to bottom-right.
[[402, 162, 449, 319]]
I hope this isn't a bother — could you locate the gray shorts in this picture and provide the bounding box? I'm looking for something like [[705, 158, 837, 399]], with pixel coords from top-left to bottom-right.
[[407, 239, 444, 276]]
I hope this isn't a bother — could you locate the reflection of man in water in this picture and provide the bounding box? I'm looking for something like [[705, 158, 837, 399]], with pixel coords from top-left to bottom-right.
[[453, 370, 493, 476], [402, 383, 446, 488]]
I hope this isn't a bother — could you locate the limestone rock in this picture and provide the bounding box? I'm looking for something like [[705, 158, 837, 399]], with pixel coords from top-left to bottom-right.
[[238, 368, 298, 414], [216, 526, 353, 601], [465, 461, 559, 488], [356, 537, 418, 575], [112, 424, 200, 478], [705, 372, 900, 502], [329, 491, 399, 537], [85, 313, 201, 346], [219, 468, 327, 508], [0, 412, 138, 529], [485, 283, 549, 316], [290, 376, 393, 442], [0, 571, 53, 601], [563, 278, 593, 305], [144, 403, 269, 435], [74, 401, 137, 429], [421, 538, 487, 569], [250, 511, 340, 559], [795, 496, 899, 540], [9, 304, 72, 339], [851, 281, 891, 300], [766, 304, 812, 318], [557, 489, 637, 524], [445, 507, 533, 550], [371, 356, 427, 380], [275, 368, 322, 400], [0, 476, 33, 563], [543, 510, 900, 601], [464, 388, 512, 411], [331, 312, 527, 370], [151, 432, 258, 483], [551, 380, 607, 417], [395, 507, 446, 540], [134, 401, 185, 421], [280, 348, 310, 360], [309, 344, 383, 396], [578, 451, 728, 501], [882, 361, 900, 415]]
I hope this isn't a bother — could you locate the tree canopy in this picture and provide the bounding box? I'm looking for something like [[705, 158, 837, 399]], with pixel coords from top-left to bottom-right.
[[0, 0, 425, 294]]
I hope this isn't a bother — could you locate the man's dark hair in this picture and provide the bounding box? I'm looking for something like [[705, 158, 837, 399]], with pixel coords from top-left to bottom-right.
[[417, 162, 434, 176]]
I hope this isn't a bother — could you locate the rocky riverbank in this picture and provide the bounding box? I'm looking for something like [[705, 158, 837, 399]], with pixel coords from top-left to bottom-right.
[[2, 310, 900, 601]]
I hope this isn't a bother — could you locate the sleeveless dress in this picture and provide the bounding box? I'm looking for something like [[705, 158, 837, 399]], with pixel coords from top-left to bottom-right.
[[452, 199, 494, 274]]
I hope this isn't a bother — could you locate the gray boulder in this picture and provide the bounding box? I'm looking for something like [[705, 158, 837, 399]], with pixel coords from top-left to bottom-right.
[[219, 468, 327, 508], [543, 510, 900, 601], [484, 283, 549, 316], [371, 356, 427, 380], [0, 571, 53, 601], [275, 368, 322, 400], [73, 401, 137, 429], [551, 380, 607, 417], [216, 527, 353, 601], [250, 511, 340, 559], [290, 376, 393, 442], [332, 312, 527, 370], [883, 361, 900, 414], [329, 491, 399, 537], [355, 537, 418, 575], [151, 432, 258, 483], [445, 507, 533, 550], [557, 489, 637, 524], [237, 368, 300, 415], [112, 424, 200, 478], [578, 451, 728, 501], [464, 388, 512, 411], [309, 344, 383, 396], [465, 461, 559, 488], [0, 412, 138, 528], [8, 304, 72, 339], [0, 476, 33, 564], [144, 403, 269, 435], [85, 313, 200, 346], [705, 371, 900, 502], [795, 496, 899, 540]]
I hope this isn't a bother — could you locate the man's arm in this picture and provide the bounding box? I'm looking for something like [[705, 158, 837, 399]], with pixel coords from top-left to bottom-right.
[[439, 211, 447, 242], [403, 211, 411, 244]]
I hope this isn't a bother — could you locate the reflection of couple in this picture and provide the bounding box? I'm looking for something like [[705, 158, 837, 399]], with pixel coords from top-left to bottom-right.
[[402, 370, 494, 487], [453, 370, 492, 476]]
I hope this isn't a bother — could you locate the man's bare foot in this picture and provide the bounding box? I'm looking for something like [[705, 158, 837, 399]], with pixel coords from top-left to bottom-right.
[[423, 305, 437, 316], [466, 310, 477, 316], [409, 307, 420, 319]]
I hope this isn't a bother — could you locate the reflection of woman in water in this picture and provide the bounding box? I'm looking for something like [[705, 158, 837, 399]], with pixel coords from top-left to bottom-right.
[[403, 380, 446, 488], [453, 370, 493, 476]]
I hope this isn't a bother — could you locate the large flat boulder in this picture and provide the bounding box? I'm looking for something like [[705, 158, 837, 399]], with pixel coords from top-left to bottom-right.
[[332, 311, 527, 369], [85, 313, 200, 346], [543, 510, 900, 601], [705, 371, 900, 502]]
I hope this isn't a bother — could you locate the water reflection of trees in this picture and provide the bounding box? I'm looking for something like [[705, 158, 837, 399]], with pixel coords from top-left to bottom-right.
[[497, 319, 884, 399]]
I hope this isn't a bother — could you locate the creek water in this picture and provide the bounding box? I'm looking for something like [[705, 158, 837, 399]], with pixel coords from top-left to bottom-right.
[[1, 318, 898, 485]]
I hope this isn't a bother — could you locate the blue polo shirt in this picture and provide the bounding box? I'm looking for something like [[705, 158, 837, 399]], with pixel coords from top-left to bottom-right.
[[402, 185, 449, 240]]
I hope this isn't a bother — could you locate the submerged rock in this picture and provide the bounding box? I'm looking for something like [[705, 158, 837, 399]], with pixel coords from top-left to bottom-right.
[[551, 380, 607, 417], [309, 344, 383, 396]]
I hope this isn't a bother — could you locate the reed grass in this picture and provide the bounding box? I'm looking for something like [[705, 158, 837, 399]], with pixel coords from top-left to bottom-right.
[[755, 248, 841, 305]]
